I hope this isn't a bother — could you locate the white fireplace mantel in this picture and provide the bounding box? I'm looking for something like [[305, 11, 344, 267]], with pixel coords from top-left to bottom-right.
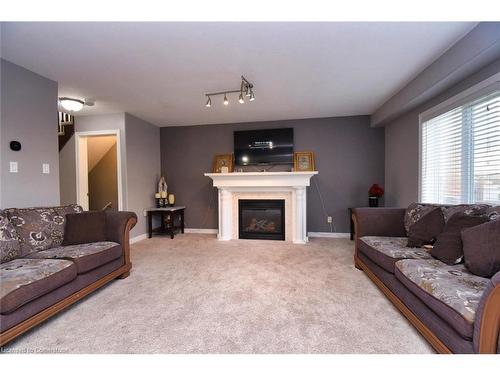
[[204, 171, 318, 244]]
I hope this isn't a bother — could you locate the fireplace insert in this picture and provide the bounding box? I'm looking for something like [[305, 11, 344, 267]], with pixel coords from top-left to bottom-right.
[[238, 199, 285, 240]]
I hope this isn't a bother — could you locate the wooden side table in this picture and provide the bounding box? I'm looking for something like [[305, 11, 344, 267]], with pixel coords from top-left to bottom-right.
[[146, 206, 185, 239]]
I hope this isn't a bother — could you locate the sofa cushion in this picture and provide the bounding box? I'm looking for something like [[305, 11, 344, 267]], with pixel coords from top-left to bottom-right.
[[395, 258, 489, 340], [431, 213, 488, 265], [28, 241, 121, 274], [462, 219, 500, 278], [0, 210, 21, 264], [359, 236, 432, 273], [407, 207, 445, 248], [4, 205, 83, 256], [62, 211, 106, 246], [0, 258, 77, 314]]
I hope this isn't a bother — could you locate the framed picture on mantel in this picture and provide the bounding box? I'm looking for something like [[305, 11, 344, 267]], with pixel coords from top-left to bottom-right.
[[294, 151, 315, 172], [212, 154, 234, 173]]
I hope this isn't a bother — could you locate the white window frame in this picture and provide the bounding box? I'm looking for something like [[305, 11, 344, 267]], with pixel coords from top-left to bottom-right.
[[418, 73, 500, 203]]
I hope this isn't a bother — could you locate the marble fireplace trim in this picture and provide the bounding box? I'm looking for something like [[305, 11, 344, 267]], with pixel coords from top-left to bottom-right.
[[231, 191, 292, 242]]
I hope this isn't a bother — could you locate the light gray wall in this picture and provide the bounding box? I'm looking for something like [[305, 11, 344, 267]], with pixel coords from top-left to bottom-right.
[[125, 113, 161, 237], [384, 57, 500, 207], [160, 116, 385, 233], [58, 112, 160, 237], [59, 134, 77, 205], [373, 22, 500, 126], [0, 59, 60, 208]]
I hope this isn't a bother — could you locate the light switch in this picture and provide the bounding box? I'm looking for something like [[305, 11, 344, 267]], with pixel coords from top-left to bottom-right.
[[42, 163, 50, 174], [9, 161, 18, 173]]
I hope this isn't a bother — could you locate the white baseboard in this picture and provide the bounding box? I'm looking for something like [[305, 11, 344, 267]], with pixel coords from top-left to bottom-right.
[[308, 232, 350, 239], [130, 233, 148, 244], [184, 228, 218, 234]]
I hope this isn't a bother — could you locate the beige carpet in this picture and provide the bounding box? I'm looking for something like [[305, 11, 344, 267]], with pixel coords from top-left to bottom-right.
[[4, 235, 433, 353]]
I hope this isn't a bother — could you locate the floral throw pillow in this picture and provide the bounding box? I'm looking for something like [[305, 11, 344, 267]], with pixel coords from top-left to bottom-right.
[[5, 207, 61, 257], [0, 210, 21, 263]]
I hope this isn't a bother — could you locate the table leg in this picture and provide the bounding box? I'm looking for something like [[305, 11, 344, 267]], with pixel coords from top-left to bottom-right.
[[180, 209, 185, 234], [148, 212, 153, 239]]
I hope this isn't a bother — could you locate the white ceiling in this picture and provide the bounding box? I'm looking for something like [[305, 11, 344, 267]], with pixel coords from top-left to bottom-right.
[[1, 22, 477, 127]]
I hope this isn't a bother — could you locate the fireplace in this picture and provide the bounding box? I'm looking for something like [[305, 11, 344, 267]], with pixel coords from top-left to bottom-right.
[[238, 199, 285, 240]]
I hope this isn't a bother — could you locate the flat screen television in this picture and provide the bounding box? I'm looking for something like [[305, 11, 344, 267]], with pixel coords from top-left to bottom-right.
[[234, 128, 294, 166]]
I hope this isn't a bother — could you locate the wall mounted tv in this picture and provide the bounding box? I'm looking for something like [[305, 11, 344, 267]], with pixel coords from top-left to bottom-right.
[[234, 128, 294, 166]]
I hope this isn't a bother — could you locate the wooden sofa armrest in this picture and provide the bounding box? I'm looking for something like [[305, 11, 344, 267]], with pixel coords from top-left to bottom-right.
[[104, 211, 137, 273], [477, 272, 500, 353]]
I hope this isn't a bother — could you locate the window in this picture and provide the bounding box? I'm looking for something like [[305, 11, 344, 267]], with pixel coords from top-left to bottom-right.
[[420, 89, 500, 205]]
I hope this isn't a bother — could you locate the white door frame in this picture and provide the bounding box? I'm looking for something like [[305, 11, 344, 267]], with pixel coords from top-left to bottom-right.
[[75, 129, 124, 211]]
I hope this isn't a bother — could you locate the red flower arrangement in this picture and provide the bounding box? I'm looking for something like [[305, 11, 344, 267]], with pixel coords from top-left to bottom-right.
[[368, 184, 384, 198]]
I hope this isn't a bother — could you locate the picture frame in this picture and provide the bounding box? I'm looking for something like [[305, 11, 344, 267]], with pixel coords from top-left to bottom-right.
[[294, 151, 315, 172], [212, 153, 234, 173]]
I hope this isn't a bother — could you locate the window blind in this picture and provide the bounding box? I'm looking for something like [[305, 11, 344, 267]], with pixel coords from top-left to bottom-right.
[[421, 90, 500, 205]]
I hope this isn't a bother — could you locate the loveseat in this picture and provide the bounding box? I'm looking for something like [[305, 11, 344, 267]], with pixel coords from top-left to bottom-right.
[[0, 204, 137, 346], [352, 204, 499, 354]]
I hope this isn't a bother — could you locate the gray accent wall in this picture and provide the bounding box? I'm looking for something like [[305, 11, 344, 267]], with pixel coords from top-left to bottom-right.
[[124, 113, 161, 238], [0, 59, 60, 208], [384, 57, 500, 207], [161, 116, 384, 233]]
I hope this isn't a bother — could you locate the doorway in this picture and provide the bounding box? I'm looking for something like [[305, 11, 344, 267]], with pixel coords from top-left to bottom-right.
[[75, 130, 123, 211]]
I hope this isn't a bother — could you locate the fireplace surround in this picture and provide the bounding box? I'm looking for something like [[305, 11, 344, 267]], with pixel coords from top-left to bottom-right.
[[238, 199, 285, 240], [204, 171, 318, 243]]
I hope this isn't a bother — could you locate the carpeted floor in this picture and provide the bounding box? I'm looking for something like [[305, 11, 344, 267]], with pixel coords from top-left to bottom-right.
[[3, 235, 433, 354]]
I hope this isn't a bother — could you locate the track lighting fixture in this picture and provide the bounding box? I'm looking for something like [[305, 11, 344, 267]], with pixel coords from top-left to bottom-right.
[[204, 76, 255, 108]]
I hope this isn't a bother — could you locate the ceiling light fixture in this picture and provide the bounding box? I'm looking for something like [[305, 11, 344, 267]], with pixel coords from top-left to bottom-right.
[[59, 97, 85, 112], [204, 76, 255, 108]]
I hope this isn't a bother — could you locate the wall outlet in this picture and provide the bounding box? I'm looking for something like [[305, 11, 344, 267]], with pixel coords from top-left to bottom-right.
[[327, 216, 333, 224], [143, 210, 148, 217], [9, 161, 18, 173], [42, 163, 50, 174]]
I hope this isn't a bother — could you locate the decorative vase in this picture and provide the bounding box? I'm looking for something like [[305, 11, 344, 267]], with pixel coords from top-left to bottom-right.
[[168, 193, 175, 207], [369, 196, 379, 207]]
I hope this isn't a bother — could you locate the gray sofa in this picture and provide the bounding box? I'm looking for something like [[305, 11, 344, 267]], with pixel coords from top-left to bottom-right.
[[0, 204, 137, 346], [353, 205, 500, 354]]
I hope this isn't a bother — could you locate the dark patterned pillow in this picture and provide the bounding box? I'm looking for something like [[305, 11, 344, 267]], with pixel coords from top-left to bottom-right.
[[407, 207, 445, 248], [5, 207, 60, 256], [462, 219, 500, 278], [431, 213, 489, 265], [0, 210, 21, 263], [52, 204, 84, 247], [441, 204, 490, 223], [485, 206, 500, 221], [404, 203, 441, 234]]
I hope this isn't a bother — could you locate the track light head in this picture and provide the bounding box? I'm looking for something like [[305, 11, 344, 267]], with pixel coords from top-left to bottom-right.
[[205, 96, 211, 107], [223, 93, 229, 106], [238, 93, 245, 104], [249, 90, 255, 102]]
